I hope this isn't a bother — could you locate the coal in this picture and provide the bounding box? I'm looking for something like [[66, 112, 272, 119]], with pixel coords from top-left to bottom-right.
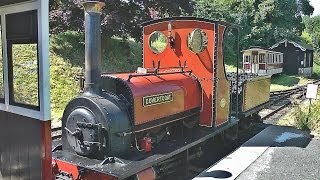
[[226, 72, 259, 112]]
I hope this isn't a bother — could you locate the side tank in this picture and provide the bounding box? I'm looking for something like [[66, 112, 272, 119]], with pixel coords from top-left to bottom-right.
[[104, 73, 201, 127]]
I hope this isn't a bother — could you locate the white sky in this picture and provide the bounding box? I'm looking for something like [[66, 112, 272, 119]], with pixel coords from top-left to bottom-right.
[[310, 0, 320, 16]]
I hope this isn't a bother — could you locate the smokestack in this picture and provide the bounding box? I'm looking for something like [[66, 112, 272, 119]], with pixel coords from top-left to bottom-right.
[[82, 1, 105, 94]]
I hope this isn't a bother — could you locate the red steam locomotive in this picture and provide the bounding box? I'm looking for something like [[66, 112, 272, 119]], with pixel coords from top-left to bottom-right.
[[52, 1, 271, 179]]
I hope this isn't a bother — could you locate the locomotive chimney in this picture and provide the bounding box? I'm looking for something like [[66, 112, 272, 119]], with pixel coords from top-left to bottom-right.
[[82, 1, 105, 94]]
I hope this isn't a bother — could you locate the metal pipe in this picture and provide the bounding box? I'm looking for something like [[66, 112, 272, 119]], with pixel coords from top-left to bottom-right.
[[82, 1, 105, 94]]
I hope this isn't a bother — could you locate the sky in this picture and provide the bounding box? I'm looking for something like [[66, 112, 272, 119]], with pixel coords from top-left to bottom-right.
[[310, 0, 320, 16]]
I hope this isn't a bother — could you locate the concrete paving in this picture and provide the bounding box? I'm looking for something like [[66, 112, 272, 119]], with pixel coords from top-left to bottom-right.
[[193, 125, 320, 180]]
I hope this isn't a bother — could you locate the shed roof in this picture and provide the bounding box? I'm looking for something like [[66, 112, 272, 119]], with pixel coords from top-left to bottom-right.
[[270, 39, 314, 51]]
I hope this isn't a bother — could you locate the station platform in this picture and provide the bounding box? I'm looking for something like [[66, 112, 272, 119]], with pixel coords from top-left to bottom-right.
[[193, 125, 320, 180]]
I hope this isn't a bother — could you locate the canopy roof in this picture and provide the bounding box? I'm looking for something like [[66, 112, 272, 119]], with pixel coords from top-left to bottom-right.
[[0, 0, 30, 6]]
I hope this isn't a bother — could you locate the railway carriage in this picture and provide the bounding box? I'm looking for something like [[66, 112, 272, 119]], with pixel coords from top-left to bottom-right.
[[242, 47, 283, 76]]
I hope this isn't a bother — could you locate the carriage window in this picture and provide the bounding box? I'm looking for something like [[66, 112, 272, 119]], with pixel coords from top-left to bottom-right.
[[259, 54, 265, 63], [244, 56, 250, 63], [149, 31, 167, 54], [273, 54, 275, 63], [6, 10, 39, 109]]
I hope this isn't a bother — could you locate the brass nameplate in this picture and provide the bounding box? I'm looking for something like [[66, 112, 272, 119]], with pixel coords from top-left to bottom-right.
[[143, 92, 173, 107]]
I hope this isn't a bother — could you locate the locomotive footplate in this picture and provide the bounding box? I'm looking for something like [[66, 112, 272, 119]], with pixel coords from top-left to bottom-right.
[[52, 117, 239, 179]]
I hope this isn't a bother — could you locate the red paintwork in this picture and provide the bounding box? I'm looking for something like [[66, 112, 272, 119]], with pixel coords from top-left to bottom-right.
[[113, 73, 201, 124], [267, 63, 283, 69], [41, 121, 52, 180], [140, 137, 152, 152], [259, 64, 266, 70], [52, 159, 118, 180], [143, 20, 216, 126], [244, 64, 251, 69], [115, 73, 200, 109], [136, 168, 156, 180]]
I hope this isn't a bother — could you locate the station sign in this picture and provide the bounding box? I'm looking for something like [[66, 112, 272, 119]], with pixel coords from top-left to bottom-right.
[[306, 84, 319, 99]]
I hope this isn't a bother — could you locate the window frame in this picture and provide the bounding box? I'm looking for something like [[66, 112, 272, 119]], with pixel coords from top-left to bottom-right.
[[0, 0, 50, 120]]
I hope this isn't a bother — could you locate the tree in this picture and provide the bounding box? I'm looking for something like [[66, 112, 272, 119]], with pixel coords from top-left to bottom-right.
[[302, 15, 320, 68], [303, 16, 320, 51], [49, 0, 194, 40], [193, 0, 314, 49]]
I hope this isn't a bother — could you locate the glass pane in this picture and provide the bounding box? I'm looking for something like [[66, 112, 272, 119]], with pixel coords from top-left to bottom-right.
[[149, 31, 167, 54], [12, 43, 38, 106], [6, 10, 39, 109]]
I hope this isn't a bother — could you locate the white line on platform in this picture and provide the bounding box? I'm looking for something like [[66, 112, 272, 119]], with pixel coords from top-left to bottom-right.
[[193, 125, 308, 180], [193, 146, 269, 180]]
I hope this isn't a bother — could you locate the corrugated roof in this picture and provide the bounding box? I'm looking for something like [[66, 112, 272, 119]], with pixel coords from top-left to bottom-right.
[[270, 39, 314, 51]]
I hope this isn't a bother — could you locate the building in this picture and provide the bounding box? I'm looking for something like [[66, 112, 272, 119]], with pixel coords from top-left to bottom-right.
[[270, 39, 314, 77]]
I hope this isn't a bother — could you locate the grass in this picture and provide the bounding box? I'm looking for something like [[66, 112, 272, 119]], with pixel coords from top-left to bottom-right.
[[270, 74, 314, 92], [278, 99, 320, 136], [49, 31, 142, 120]]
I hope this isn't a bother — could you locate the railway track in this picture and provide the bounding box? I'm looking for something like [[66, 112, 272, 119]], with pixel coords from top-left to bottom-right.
[[51, 80, 320, 141], [183, 79, 320, 179], [52, 126, 62, 140]]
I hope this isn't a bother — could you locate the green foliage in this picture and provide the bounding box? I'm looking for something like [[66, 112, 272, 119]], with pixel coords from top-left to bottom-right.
[[50, 0, 194, 41], [302, 15, 320, 78], [51, 31, 85, 67], [12, 44, 39, 106], [194, 0, 314, 49], [223, 29, 239, 72], [302, 16, 320, 50], [48, 31, 142, 120], [50, 31, 142, 73], [287, 100, 320, 133], [150, 32, 167, 54], [270, 74, 312, 91], [292, 105, 310, 130], [101, 37, 142, 73]]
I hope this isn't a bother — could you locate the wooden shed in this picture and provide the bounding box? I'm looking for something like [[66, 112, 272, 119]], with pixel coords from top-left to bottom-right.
[[270, 39, 314, 77]]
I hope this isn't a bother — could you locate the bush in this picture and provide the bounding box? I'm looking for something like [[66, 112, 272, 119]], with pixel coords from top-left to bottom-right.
[[291, 100, 320, 133]]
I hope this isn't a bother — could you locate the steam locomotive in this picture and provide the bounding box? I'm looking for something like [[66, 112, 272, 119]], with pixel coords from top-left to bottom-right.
[[52, 1, 271, 179]]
